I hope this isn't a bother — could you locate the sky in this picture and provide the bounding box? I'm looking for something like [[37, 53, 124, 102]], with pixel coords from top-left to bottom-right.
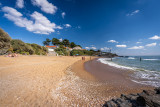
[[0, 0, 160, 56]]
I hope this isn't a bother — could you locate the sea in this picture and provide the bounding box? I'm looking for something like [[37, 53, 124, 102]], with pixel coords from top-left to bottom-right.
[[98, 56, 160, 87]]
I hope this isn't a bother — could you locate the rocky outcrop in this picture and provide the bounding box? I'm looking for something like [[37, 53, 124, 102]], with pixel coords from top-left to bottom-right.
[[103, 88, 160, 107]]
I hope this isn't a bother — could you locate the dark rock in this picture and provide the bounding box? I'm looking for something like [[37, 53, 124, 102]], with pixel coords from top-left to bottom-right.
[[103, 88, 160, 107]]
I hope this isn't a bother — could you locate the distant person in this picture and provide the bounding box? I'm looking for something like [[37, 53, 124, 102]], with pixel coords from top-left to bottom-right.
[[140, 57, 142, 61]]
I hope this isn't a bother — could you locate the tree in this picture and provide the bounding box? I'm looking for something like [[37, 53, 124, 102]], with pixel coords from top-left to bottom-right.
[[76, 45, 82, 48], [43, 41, 48, 46], [0, 28, 12, 55], [43, 38, 51, 46], [70, 42, 76, 48], [52, 38, 60, 46], [46, 38, 51, 45], [62, 39, 70, 47]]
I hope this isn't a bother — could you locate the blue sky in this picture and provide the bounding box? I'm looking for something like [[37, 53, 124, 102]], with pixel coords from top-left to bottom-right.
[[0, 0, 160, 56]]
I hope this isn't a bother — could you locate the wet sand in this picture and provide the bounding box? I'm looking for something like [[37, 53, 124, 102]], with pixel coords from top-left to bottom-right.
[[84, 59, 154, 96]]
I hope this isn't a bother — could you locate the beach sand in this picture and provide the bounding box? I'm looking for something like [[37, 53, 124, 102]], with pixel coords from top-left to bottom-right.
[[0, 56, 153, 106], [0, 55, 84, 106]]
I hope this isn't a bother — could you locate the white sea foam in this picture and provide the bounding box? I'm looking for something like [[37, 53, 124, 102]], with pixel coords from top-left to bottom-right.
[[97, 58, 135, 70], [98, 58, 160, 87], [128, 57, 135, 59], [131, 80, 160, 87], [143, 59, 159, 61]]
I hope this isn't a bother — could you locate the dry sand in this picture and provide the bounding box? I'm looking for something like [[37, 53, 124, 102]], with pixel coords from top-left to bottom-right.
[[0, 55, 85, 106], [0, 55, 154, 106]]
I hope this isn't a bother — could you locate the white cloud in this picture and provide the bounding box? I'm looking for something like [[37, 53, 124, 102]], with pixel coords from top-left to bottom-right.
[[16, 0, 24, 8], [149, 35, 160, 40], [0, 2, 2, 6], [85, 46, 97, 50], [64, 24, 71, 28], [85, 47, 90, 50], [136, 42, 142, 44], [100, 47, 109, 51], [116, 45, 127, 48], [62, 12, 65, 19], [91, 47, 96, 50], [2, 6, 62, 34], [31, 0, 57, 14], [126, 10, 140, 16], [146, 43, 157, 47], [128, 46, 144, 49], [100, 48, 104, 51], [59, 38, 63, 42], [108, 40, 118, 43]]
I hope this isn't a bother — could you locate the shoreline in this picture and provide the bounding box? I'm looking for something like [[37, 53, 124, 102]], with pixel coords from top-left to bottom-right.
[[0, 55, 155, 106]]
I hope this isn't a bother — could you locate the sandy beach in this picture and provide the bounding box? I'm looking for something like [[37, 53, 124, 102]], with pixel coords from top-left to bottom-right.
[[0, 55, 84, 106], [0, 55, 154, 106]]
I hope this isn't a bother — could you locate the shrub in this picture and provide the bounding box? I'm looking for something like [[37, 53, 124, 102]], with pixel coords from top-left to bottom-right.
[[11, 39, 34, 55], [0, 28, 12, 55], [27, 43, 48, 55], [55, 48, 68, 56]]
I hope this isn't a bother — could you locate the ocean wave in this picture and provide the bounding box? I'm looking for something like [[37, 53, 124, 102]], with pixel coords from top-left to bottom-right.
[[143, 59, 159, 61], [128, 57, 135, 59], [131, 80, 160, 87], [97, 58, 135, 70], [98, 58, 160, 87]]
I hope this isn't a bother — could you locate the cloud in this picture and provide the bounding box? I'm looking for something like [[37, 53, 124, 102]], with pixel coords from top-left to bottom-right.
[[85, 47, 90, 50], [85, 46, 97, 50], [59, 38, 63, 42], [100, 47, 109, 51], [116, 45, 127, 48], [91, 47, 96, 50], [31, 0, 57, 14], [62, 12, 65, 19], [108, 40, 118, 43], [64, 24, 71, 28], [136, 42, 142, 44], [2, 6, 62, 34], [128, 46, 144, 49], [146, 43, 157, 47], [16, 0, 24, 8], [126, 10, 140, 16], [149, 35, 160, 40], [0, 2, 2, 6]]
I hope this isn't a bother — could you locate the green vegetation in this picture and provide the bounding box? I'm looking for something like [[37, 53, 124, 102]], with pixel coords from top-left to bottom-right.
[[70, 49, 95, 56], [0, 28, 48, 55], [27, 43, 48, 55], [0, 28, 117, 57], [55, 48, 69, 56], [11, 39, 34, 54], [43, 38, 81, 48], [11, 40, 48, 55], [43, 38, 51, 46], [0, 28, 12, 55]]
